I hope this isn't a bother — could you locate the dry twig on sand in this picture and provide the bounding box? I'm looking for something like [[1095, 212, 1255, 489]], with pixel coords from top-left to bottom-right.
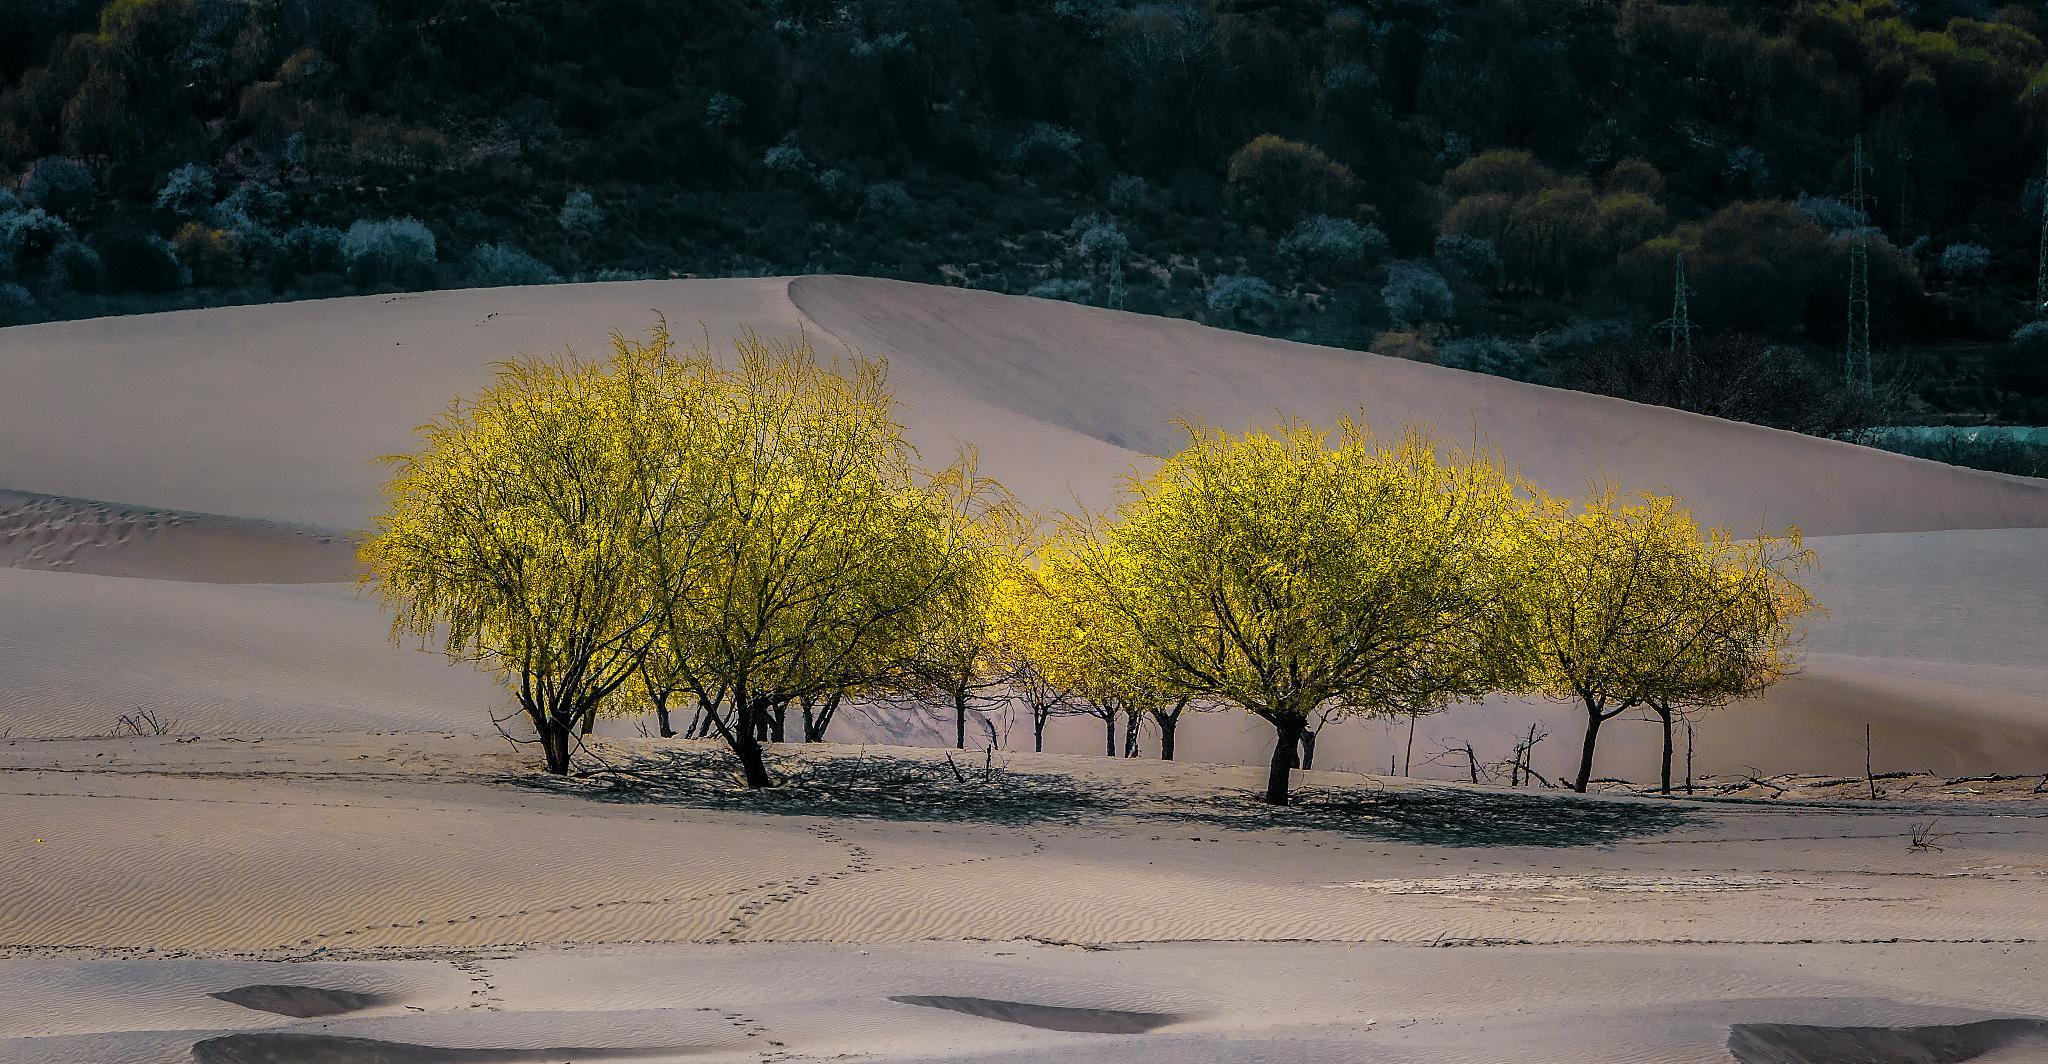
[[1908, 820, 1947, 852], [110, 707, 178, 736]]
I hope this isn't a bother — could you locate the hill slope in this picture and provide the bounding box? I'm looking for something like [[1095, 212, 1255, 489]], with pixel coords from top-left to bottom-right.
[[0, 278, 2042, 779]]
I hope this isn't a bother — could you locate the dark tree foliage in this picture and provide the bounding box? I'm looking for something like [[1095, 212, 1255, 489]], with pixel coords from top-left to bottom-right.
[[0, 0, 2044, 449]]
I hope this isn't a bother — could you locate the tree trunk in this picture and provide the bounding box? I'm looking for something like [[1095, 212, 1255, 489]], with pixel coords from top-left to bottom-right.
[[1299, 728, 1318, 771], [1123, 709, 1142, 758], [1655, 703, 1675, 795], [768, 702, 787, 743], [540, 720, 573, 774], [1103, 712, 1116, 757], [954, 689, 969, 750], [1033, 709, 1049, 752], [654, 704, 674, 739], [1573, 701, 1605, 793], [1157, 716, 1177, 761], [733, 732, 771, 788], [802, 692, 841, 743], [729, 699, 773, 789], [1265, 713, 1307, 805], [580, 707, 597, 736], [1685, 720, 1695, 796]]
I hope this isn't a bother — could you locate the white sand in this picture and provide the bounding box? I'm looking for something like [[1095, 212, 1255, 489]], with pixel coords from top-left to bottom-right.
[[2, 278, 2046, 1062], [4, 735, 2048, 1062], [2, 278, 2042, 776]]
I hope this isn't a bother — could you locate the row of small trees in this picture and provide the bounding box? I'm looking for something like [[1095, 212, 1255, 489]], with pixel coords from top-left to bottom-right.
[[363, 328, 1816, 805]]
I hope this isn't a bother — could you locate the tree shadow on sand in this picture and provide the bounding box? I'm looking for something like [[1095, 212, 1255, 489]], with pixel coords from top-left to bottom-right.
[[1177, 785, 1692, 847], [514, 745, 1690, 848]]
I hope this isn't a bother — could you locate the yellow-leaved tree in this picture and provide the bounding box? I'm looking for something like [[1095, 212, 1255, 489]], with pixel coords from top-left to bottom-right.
[[988, 561, 1081, 752], [641, 333, 1007, 789], [364, 325, 1004, 785], [892, 488, 1029, 750], [1018, 538, 1197, 759], [1509, 487, 1818, 792], [359, 327, 717, 774], [1062, 421, 1528, 804], [1641, 525, 1818, 793]]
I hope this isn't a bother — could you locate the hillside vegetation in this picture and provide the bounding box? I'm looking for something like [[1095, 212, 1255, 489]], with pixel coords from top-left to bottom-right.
[[3, 0, 2047, 454]]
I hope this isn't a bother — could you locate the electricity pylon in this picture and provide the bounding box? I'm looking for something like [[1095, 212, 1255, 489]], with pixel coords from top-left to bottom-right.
[[1845, 134, 1872, 395], [2036, 144, 2047, 317], [1654, 251, 1699, 402]]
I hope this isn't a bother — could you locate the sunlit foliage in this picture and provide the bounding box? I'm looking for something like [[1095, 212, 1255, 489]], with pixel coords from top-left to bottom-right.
[[360, 331, 692, 773], [1506, 488, 1818, 792], [364, 326, 1007, 783], [1060, 421, 1528, 804]]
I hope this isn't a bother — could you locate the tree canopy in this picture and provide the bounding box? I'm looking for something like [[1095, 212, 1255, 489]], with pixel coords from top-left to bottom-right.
[[1062, 421, 1528, 804]]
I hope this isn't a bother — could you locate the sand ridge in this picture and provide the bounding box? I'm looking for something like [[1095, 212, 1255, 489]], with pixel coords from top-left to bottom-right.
[[0, 490, 353, 583], [3, 279, 2048, 1061], [0, 279, 2044, 778]]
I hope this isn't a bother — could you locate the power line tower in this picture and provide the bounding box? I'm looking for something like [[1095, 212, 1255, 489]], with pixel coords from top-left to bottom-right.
[[2036, 143, 2048, 318], [1845, 134, 1873, 394], [1654, 250, 1699, 402]]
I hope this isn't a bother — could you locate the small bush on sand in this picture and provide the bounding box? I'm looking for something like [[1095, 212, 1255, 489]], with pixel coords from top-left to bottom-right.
[[465, 243, 559, 287], [342, 217, 437, 288]]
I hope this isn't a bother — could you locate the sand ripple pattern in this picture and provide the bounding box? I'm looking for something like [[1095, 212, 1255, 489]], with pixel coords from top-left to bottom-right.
[[0, 490, 352, 583]]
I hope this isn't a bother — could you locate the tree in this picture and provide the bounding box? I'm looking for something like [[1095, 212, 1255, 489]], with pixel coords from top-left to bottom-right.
[[1278, 214, 1388, 270], [1443, 169, 1664, 297], [1381, 261, 1455, 328], [21, 156, 96, 217], [1024, 537, 1194, 759], [1641, 528, 1817, 793], [1442, 149, 1556, 200], [1064, 422, 1527, 805], [1508, 488, 1817, 792], [1564, 333, 1892, 440], [1225, 135, 1356, 231], [641, 332, 1002, 789], [154, 163, 216, 217], [558, 189, 603, 235], [342, 216, 437, 288], [988, 565, 1080, 753], [464, 243, 559, 287], [360, 331, 687, 774], [1205, 273, 1277, 327], [1148, 696, 1195, 762], [897, 499, 1024, 750]]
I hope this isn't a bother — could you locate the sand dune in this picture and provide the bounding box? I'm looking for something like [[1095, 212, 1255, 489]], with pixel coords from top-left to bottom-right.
[[6, 733, 2048, 1062], [6, 277, 2043, 533], [0, 567, 498, 738], [0, 490, 351, 584], [0, 277, 2042, 781], [793, 276, 2048, 535]]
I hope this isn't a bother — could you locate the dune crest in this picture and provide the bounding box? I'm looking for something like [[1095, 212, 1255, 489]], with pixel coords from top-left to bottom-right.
[[0, 490, 354, 584], [0, 279, 2042, 776], [789, 275, 2048, 536]]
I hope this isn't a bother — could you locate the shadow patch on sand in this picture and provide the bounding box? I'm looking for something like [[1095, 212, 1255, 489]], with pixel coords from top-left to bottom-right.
[[522, 746, 1689, 847], [520, 747, 1118, 826], [1728, 1018, 2048, 1063], [1191, 785, 1693, 847], [191, 1033, 691, 1064], [210, 984, 386, 1018], [890, 995, 1181, 1033]]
